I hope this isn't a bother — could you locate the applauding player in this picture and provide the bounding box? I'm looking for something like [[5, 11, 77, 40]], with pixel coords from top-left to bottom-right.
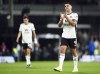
[[54, 3, 78, 72]]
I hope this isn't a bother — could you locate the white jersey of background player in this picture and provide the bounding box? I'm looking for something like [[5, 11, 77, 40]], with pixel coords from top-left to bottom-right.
[[16, 15, 38, 68], [19, 22, 35, 44]]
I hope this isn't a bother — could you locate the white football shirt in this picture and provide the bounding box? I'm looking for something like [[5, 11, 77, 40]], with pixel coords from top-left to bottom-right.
[[19, 23, 35, 43], [62, 12, 78, 38]]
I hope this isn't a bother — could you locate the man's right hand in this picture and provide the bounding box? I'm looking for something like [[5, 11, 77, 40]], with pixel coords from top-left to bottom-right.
[[60, 13, 64, 20], [16, 39, 19, 43]]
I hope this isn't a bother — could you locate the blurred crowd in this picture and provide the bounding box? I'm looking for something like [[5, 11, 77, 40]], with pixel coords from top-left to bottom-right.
[[77, 30, 100, 59], [0, 30, 100, 61]]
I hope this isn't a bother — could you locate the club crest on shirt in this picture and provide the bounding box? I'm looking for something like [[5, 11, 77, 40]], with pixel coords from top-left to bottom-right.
[[70, 16, 72, 18], [25, 29, 28, 31], [24, 29, 29, 34]]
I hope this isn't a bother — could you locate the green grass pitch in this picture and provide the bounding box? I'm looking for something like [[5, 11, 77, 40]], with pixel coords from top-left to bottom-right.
[[0, 61, 100, 74]]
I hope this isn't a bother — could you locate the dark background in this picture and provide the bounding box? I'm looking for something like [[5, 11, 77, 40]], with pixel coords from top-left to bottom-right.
[[0, 0, 100, 61]]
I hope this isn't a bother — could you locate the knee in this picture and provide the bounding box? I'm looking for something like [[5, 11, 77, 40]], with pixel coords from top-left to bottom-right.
[[72, 49, 77, 57], [60, 46, 66, 53], [27, 49, 31, 54]]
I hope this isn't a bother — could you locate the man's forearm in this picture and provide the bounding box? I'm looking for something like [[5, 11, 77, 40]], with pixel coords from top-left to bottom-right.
[[16, 32, 21, 43], [65, 16, 76, 26], [32, 31, 38, 44], [32, 31, 36, 38], [58, 19, 63, 27]]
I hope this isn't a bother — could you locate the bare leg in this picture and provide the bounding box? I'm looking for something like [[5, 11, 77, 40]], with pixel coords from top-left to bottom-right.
[[25, 48, 31, 67], [59, 45, 67, 69], [54, 45, 67, 72]]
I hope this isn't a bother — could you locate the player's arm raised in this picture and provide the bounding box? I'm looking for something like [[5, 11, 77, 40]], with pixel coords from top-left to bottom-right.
[[64, 12, 77, 26], [16, 31, 21, 43], [58, 13, 64, 27]]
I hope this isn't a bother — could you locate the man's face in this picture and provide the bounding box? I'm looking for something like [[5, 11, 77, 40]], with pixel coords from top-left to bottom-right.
[[64, 4, 72, 11], [23, 18, 29, 24]]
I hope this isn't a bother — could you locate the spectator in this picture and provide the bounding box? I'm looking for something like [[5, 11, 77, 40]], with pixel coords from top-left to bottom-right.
[[1, 41, 10, 56], [88, 38, 95, 61]]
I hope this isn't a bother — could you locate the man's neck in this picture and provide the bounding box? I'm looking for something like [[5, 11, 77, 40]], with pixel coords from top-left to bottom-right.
[[24, 22, 29, 25], [66, 10, 72, 15]]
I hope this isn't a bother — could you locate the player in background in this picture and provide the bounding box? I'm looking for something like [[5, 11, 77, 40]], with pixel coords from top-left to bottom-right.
[[16, 15, 38, 68], [54, 3, 78, 72]]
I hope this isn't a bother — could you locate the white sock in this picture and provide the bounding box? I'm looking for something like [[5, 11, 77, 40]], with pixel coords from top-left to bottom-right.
[[26, 55, 31, 65], [73, 56, 78, 69], [58, 53, 65, 69]]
